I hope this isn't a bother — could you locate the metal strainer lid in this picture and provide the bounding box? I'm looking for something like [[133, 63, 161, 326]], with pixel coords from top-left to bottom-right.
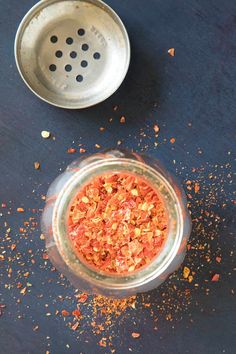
[[15, 0, 130, 109]]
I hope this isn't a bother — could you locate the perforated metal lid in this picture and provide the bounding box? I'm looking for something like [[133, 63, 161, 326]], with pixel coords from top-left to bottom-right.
[[15, 0, 130, 109]]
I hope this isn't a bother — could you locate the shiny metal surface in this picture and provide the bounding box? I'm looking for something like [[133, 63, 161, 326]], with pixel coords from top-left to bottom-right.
[[15, 0, 130, 109]]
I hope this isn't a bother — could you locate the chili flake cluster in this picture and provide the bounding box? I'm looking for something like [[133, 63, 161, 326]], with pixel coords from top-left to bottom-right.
[[68, 173, 167, 274]]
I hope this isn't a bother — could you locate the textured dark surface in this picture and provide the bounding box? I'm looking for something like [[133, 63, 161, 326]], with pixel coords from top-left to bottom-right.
[[0, 0, 235, 353]]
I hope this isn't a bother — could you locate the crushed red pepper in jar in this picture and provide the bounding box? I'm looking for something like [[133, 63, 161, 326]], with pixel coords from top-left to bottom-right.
[[68, 172, 168, 274]]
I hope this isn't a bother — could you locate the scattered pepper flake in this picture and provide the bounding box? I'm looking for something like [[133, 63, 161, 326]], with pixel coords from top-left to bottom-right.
[[170, 137, 176, 144], [71, 322, 80, 331], [95, 144, 101, 149], [76, 293, 88, 303], [20, 287, 27, 295], [99, 339, 107, 347], [153, 124, 160, 133], [34, 162, 40, 170], [67, 148, 76, 154], [212, 274, 220, 282], [80, 148, 86, 154], [17, 208, 24, 213], [41, 131, 51, 139], [42, 253, 49, 260], [132, 332, 141, 339], [120, 116, 126, 124], [194, 183, 200, 193], [72, 309, 81, 318], [183, 266, 190, 279], [61, 310, 70, 317], [216, 256, 222, 263], [188, 275, 193, 283], [0, 304, 6, 317], [11, 244, 16, 251], [168, 48, 175, 57]]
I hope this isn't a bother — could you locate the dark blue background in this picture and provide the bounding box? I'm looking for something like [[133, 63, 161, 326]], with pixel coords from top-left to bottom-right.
[[0, 0, 235, 353]]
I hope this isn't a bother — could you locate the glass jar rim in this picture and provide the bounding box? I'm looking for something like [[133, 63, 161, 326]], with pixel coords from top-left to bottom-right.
[[52, 157, 184, 291]]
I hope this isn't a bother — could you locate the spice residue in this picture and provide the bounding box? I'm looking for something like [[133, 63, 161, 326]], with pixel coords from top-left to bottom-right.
[[68, 172, 168, 274]]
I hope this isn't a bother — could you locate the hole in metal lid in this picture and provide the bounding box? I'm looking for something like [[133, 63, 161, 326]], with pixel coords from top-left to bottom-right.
[[82, 44, 89, 51], [93, 52, 101, 60], [76, 75, 83, 82], [70, 51, 77, 59], [55, 50, 63, 58], [50, 36, 58, 43], [49, 64, 57, 71], [66, 37, 73, 45], [81, 60, 88, 68], [78, 28, 85, 36], [65, 64, 72, 72]]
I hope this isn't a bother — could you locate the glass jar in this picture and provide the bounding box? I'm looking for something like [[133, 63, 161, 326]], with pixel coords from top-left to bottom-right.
[[41, 149, 191, 298]]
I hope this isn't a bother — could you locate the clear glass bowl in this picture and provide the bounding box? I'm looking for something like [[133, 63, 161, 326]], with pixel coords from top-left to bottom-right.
[[41, 149, 192, 297]]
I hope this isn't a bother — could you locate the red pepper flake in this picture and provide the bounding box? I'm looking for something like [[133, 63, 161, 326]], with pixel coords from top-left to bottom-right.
[[76, 293, 88, 303], [168, 48, 175, 57], [188, 275, 193, 283], [99, 339, 107, 347], [68, 172, 168, 274], [1, 203, 6, 208], [132, 332, 141, 339], [153, 124, 160, 133], [79, 148, 86, 154], [20, 287, 27, 295], [61, 310, 70, 317], [95, 144, 101, 149], [194, 183, 200, 193], [0, 255, 4, 261], [212, 273, 220, 282], [42, 253, 49, 260], [17, 208, 25, 213], [183, 266, 190, 279], [99, 127, 105, 132], [0, 304, 6, 317], [120, 116, 126, 124], [216, 256, 222, 263], [67, 148, 76, 154], [72, 309, 81, 318], [71, 322, 80, 331], [170, 137, 176, 144], [11, 244, 16, 251], [34, 162, 40, 170]]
